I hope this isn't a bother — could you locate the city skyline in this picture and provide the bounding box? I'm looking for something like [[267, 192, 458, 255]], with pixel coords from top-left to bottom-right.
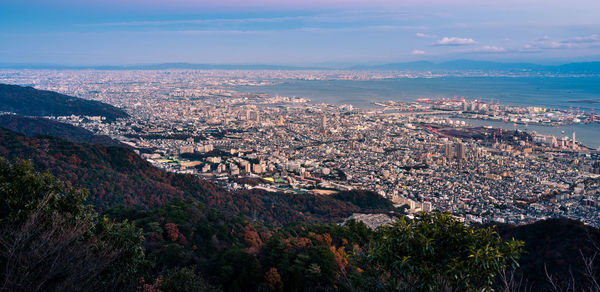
[[2, 0, 600, 66]]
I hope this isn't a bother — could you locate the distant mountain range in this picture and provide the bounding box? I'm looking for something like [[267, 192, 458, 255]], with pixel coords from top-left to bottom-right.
[[2, 60, 600, 73], [350, 59, 600, 73], [0, 83, 128, 121], [0, 62, 315, 70]]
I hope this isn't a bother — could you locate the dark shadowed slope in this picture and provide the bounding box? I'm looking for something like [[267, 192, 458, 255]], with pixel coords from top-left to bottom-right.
[[495, 218, 600, 290], [332, 189, 395, 210], [0, 115, 122, 146], [0, 83, 128, 121]]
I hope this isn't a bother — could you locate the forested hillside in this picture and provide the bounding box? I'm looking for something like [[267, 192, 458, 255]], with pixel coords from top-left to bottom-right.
[[0, 114, 122, 146], [0, 159, 525, 291], [0, 83, 128, 121], [0, 128, 395, 224], [1, 115, 600, 291]]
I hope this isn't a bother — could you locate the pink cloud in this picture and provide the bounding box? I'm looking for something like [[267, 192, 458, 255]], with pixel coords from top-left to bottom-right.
[[416, 32, 434, 38]]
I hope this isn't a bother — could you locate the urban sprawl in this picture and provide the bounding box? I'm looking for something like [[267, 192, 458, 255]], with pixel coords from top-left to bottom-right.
[[2, 70, 600, 227]]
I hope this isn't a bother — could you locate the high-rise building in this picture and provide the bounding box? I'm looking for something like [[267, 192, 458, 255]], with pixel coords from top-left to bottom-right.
[[455, 142, 466, 161], [572, 131, 576, 151], [444, 143, 453, 159], [321, 114, 327, 130]]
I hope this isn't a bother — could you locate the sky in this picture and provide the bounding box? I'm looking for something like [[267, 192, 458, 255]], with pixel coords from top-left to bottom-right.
[[1, 0, 600, 66]]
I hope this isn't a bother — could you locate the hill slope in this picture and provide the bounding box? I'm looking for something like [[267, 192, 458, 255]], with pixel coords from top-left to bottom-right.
[[496, 218, 600, 290], [0, 83, 128, 121], [0, 115, 122, 146], [0, 128, 394, 224]]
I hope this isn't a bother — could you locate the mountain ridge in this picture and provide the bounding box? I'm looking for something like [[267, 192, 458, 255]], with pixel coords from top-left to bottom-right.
[[0, 114, 123, 146], [0, 83, 129, 121], [2, 60, 600, 73]]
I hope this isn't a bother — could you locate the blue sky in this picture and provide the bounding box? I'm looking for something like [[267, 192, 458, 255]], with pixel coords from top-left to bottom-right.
[[1, 0, 599, 66]]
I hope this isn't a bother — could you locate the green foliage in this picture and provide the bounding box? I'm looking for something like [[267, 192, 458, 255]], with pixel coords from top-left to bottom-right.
[[0, 157, 530, 291], [160, 266, 216, 292], [0, 128, 380, 224], [0, 158, 89, 224], [210, 248, 262, 291], [332, 190, 397, 212], [0, 158, 147, 291], [95, 217, 148, 290], [362, 212, 524, 291], [105, 198, 245, 269], [280, 220, 374, 246], [260, 224, 356, 291]]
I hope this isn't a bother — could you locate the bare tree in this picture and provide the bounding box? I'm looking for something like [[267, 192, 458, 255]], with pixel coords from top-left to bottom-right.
[[0, 195, 121, 292], [499, 268, 532, 292]]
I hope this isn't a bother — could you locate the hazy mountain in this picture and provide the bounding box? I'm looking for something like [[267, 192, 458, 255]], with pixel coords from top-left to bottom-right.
[[0, 83, 128, 121], [556, 61, 600, 73], [0, 62, 316, 70], [2, 60, 600, 73], [351, 59, 549, 71], [349, 60, 600, 74]]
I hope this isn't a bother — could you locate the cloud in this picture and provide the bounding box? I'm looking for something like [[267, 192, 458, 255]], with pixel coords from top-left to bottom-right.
[[538, 41, 573, 49], [365, 25, 427, 31], [568, 34, 599, 43], [416, 32, 434, 38], [80, 10, 425, 28], [77, 16, 303, 27], [412, 49, 426, 55], [537, 35, 551, 41], [523, 35, 581, 51], [522, 34, 600, 53], [549, 42, 573, 49], [522, 41, 572, 51], [170, 29, 267, 35], [471, 45, 506, 52], [435, 36, 477, 46]]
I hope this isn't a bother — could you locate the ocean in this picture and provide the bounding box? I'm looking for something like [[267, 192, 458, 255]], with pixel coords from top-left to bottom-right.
[[235, 77, 600, 149]]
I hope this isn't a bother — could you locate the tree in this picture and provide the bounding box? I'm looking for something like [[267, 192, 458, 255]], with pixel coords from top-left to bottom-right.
[[362, 212, 524, 291], [264, 267, 284, 292], [160, 266, 216, 292], [0, 158, 147, 291], [0, 158, 88, 224], [210, 248, 262, 291]]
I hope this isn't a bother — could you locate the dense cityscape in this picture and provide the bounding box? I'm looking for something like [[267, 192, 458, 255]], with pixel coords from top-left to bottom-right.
[[5, 0, 600, 289], [2, 69, 599, 227]]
